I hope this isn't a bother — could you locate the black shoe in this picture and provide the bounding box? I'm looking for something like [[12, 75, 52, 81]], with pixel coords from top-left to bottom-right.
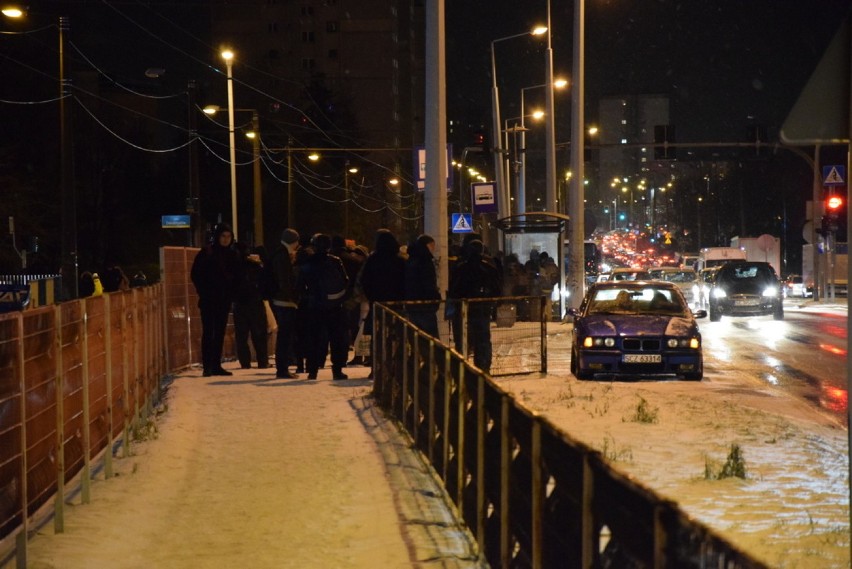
[[213, 368, 233, 376], [362, 357, 372, 367], [307, 372, 318, 380], [295, 366, 305, 374], [332, 368, 348, 380], [276, 371, 297, 379], [346, 356, 362, 366], [202, 369, 213, 377], [240, 364, 251, 370]]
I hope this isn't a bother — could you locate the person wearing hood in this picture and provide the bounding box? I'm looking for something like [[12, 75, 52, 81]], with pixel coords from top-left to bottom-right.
[[295, 233, 349, 380], [191, 223, 242, 377], [357, 228, 406, 337], [448, 239, 501, 373], [404, 234, 441, 338]]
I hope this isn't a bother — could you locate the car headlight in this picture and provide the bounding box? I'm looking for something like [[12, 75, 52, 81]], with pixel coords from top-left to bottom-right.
[[762, 286, 778, 297], [583, 336, 615, 348], [712, 288, 727, 298], [667, 337, 700, 349], [692, 284, 700, 296]]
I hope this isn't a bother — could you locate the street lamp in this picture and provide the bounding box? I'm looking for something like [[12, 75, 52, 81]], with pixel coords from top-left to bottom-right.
[[203, 104, 263, 244], [344, 162, 358, 237], [490, 25, 547, 220], [3, 7, 76, 297], [520, 79, 567, 214], [221, 49, 238, 240]]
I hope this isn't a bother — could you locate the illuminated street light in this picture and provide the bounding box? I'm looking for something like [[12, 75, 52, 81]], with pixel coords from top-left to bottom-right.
[[490, 25, 547, 219], [203, 103, 263, 244], [221, 48, 238, 240], [519, 79, 567, 213]]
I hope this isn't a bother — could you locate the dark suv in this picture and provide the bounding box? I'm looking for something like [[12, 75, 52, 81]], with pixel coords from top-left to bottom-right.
[[708, 261, 783, 321]]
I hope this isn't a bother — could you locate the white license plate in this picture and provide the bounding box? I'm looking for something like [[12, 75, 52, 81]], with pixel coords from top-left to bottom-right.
[[623, 354, 662, 363], [734, 299, 759, 306]]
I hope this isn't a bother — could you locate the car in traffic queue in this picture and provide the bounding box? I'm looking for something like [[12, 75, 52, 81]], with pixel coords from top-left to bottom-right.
[[608, 267, 652, 281], [567, 281, 707, 381], [783, 274, 812, 298], [708, 261, 783, 321], [648, 266, 699, 307]]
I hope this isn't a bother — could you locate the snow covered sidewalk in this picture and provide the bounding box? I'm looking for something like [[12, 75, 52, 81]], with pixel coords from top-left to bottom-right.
[[22, 363, 484, 569]]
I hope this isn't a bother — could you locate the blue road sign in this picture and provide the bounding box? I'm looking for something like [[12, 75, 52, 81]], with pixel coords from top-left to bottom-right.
[[451, 213, 473, 233]]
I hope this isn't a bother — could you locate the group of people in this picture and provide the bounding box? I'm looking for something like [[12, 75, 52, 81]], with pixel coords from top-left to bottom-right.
[[79, 265, 147, 297], [190, 222, 505, 379]]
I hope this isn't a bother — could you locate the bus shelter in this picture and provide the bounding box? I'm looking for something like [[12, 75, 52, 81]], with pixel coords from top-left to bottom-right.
[[494, 212, 569, 319]]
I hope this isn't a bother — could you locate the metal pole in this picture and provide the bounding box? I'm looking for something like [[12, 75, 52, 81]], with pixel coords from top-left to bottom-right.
[[251, 111, 263, 245], [425, 0, 449, 293], [225, 56, 238, 239], [187, 80, 202, 247], [491, 42, 507, 220], [59, 15, 77, 299], [287, 140, 294, 228], [519, 90, 527, 214], [544, 0, 558, 213], [567, 0, 585, 309], [344, 163, 351, 237]]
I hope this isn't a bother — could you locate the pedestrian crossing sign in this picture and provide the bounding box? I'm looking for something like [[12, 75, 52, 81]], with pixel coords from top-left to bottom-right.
[[823, 165, 846, 186], [451, 213, 473, 233]]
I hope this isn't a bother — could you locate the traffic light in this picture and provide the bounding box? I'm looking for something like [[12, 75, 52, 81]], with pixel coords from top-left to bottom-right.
[[821, 190, 847, 240], [473, 131, 487, 149], [825, 194, 844, 219]]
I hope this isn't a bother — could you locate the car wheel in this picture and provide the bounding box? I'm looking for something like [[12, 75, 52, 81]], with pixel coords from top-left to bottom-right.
[[683, 371, 703, 381], [773, 303, 784, 320], [709, 302, 721, 322]]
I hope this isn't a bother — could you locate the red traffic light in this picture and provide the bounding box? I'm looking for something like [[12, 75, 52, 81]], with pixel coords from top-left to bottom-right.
[[826, 195, 844, 211]]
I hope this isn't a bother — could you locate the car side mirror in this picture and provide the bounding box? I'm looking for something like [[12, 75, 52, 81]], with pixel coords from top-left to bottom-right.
[[567, 307, 580, 317], [692, 309, 708, 319]]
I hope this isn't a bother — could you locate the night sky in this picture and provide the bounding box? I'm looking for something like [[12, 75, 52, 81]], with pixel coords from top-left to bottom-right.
[[3, 0, 852, 274], [447, 0, 852, 144]]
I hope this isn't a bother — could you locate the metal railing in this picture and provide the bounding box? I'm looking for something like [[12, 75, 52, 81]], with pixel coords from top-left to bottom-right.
[[372, 301, 769, 569]]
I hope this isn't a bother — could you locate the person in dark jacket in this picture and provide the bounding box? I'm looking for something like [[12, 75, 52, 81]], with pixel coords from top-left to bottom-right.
[[448, 239, 501, 373], [233, 243, 269, 369], [404, 234, 441, 338], [331, 235, 365, 356], [191, 223, 242, 377], [296, 233, 350, 380], [269, 228, 301, 379], [358, 228, 406, 337]]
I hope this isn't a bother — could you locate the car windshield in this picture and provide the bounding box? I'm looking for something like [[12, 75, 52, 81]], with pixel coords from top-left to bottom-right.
[[661, 271, 696, 283], [718, 264, 775, 284], [587, 287, 690, 316], [611, 271, 649, 281]]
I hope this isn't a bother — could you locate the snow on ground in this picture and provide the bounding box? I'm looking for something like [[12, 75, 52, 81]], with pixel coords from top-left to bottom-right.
[[493, 321, 850, 569], [19, 364, 483, 569]]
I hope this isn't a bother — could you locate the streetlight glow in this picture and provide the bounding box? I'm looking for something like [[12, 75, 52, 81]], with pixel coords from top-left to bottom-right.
[[1, 7, 23, 17], [532, 26, 548, 35]]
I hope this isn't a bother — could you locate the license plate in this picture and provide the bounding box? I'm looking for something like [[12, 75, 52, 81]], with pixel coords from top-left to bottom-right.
[[734, 299, 759, 306], [623, 354, 662, 363]]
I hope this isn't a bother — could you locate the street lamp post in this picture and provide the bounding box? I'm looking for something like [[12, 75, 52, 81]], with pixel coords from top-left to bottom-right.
[[567, 0, 586, 310], [203, 103, 262, 244], [491, 26, 547, 220], [520, 80, 567, 214], [247, 111, 262, 245], [222, 49, 238, 240], [544, 0, 558, 214], [2, 8, 77, 297]]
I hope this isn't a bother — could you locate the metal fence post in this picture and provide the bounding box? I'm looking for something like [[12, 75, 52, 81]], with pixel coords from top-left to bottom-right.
[[53, 304, 65, 533]]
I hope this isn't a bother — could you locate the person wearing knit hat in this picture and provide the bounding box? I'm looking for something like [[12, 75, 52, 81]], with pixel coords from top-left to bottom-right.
[[190, 222, 242, 377], [268, 228, 301, 378]]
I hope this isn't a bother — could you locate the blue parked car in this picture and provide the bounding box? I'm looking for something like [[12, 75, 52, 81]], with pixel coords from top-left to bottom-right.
[[567, 281, 707, 381]]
